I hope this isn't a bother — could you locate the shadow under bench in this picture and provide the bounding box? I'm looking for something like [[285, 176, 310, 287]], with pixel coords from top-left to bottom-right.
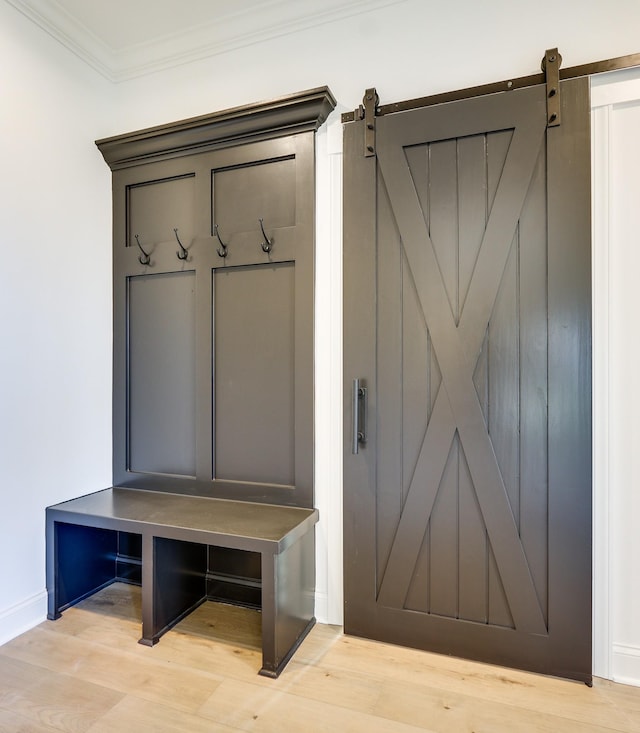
[[46, 487, 318, 677]]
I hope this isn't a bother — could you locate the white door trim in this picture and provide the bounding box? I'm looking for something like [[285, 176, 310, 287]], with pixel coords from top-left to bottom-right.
[[591, 67, 640, 686]]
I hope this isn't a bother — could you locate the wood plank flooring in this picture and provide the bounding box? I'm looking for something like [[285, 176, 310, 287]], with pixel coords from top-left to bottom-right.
[[0, 583, 638, 732]]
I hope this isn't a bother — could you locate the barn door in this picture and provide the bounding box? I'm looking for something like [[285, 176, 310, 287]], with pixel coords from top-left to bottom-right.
[[343, 78, 592, 682]]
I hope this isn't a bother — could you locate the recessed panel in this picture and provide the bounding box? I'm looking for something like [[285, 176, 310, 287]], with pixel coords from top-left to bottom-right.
[[214, 263, 294, 486], [128, 271, 196, 476], [212, 157, 295, 235], [127, 174, 195, 248]]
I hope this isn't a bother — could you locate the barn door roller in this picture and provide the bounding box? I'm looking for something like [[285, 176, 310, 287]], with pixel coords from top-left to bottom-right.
[[542, 48, 562, 127], [344, 46, 586, 149], [352, 88, 379, 157]]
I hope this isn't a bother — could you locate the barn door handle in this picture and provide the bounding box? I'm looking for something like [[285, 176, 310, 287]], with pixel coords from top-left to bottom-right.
[[352, 378, 368, 454]]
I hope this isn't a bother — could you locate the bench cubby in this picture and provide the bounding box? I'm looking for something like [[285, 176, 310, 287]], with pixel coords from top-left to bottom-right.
[[47, 487, 318, 677]]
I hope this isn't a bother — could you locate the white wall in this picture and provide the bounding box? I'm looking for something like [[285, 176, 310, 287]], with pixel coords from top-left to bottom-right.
[[0, 1, 114, 643], [107, 0, 640, 134], [592, 67, 640, 686], [2, 0, 640, 684]]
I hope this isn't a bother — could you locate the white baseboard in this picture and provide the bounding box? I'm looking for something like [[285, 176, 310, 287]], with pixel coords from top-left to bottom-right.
[[0, 591, 47, 647], [612, 644, 640, 687], [314, 590, 328, 625]]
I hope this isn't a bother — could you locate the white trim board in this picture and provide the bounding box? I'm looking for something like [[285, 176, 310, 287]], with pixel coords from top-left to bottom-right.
[[0, 591, 47, 648], [612, 644, 640, 688], [591, 99, 612, 682], [591, 65, 640, 688], [314, 111, 344, 626]]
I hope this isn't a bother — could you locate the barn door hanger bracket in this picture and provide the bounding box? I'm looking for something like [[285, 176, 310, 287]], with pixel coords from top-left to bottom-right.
[[353, 88, 379, 157], [542, 48, 562, 127]]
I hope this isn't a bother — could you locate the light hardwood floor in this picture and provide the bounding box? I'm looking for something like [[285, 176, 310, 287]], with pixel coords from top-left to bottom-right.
[[0, 583, 638, 732]]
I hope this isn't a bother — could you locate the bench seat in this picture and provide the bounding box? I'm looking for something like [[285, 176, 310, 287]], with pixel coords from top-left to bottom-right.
[[46, 487, 318, 677]]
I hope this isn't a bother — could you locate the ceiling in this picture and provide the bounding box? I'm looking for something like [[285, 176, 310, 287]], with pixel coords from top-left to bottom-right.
[[8, 0, 405, 82]]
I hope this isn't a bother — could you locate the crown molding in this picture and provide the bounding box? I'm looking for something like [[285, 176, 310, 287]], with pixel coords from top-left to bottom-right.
[[5, 0, 114, 78], [7, 0, 407, 82], [96, 86, 337, 170]]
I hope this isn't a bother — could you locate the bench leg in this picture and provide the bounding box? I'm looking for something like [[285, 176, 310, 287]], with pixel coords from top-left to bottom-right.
[[46, 512, 60, 621], [140, 533, 207, 646], [259, 529, 316, 678], [140, 533, 156, 646]]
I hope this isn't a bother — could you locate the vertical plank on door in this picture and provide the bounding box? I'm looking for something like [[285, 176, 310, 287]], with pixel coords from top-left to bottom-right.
[[404, 145, 432, 614], [427, 139, 459, 619], [376, 173, 404, 594], [518, 146, 549, 624], [485, 129, 516, 628], [458, 134, 490, 624]]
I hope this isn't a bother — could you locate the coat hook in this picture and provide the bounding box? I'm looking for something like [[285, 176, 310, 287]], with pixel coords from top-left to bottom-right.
[[214, 224, 228, 258], [259, 218, 272, 253], [135, 234, 151, 265], [174, 228, 188, 260]]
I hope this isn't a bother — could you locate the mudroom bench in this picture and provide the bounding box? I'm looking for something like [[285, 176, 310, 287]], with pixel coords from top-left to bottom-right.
[[46, 487, 318, 678]]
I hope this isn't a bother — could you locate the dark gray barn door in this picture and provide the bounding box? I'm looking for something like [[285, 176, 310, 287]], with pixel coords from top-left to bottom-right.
[[343, 79, 592, 682]]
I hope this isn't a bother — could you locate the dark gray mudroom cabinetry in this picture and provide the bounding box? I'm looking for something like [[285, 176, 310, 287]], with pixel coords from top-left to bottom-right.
[[46, 88, 336, 677], [101, 87, 336, 509]]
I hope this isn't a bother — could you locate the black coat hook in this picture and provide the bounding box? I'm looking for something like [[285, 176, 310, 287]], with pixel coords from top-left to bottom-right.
[[135, 234, 151, 265], [174, 228, 188, 260], [259, 218, 272, 253], [214, 224, 228, 258]]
